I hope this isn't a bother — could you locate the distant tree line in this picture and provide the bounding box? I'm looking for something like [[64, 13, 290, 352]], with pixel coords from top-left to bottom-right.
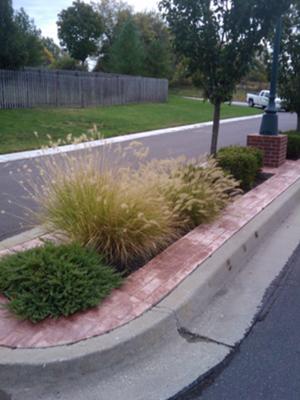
[[0, 0, 176, 79], [0, 0, 83, 70], [57, 0, 175, 79], [1, 0, 295, 85], [0, 0, 44, 69]]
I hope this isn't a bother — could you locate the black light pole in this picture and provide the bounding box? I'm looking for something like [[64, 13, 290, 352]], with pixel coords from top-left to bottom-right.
[[260, 16, 283, 136]]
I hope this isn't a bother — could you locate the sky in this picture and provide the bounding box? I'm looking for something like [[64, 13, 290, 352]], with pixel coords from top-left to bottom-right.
[[13, 0, 159, 43]]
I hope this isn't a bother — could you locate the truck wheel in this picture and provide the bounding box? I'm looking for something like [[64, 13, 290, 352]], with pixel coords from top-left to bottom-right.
[[248, 99, 254, 107]]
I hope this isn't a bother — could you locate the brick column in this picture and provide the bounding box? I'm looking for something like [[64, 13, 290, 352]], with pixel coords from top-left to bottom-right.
[[247, 134, 287, 168]]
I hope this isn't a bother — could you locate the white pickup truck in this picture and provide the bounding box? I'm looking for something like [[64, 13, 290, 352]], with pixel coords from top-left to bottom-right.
[[246, 90, 283, 110]]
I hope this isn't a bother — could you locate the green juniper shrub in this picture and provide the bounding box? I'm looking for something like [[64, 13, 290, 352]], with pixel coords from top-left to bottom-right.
[[284, 131, 300, 160], [217, 146, 263, 191], [0, 242, 123, 323]]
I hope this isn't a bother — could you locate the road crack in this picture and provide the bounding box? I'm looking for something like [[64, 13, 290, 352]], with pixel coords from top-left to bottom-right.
[[177, 326, 234, 349], [154, 304, 234, 349]]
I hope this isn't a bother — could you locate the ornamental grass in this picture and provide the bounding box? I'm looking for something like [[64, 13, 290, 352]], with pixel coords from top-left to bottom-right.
[[23, 138, 240, 270], [162, 159, 241, 229]]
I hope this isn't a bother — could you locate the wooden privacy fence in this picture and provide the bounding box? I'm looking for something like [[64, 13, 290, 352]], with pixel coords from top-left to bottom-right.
[[0, 68, 168, 109]]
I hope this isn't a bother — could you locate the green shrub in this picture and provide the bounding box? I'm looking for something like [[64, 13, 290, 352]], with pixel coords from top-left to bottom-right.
[[0, 242, 123, 323], [284, 131, 300, 160], [217, 146, 263, 190]]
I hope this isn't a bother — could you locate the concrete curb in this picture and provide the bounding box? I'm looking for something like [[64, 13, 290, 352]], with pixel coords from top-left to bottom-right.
[[0, 226, 47, 251], [1, 175, 300, 397]]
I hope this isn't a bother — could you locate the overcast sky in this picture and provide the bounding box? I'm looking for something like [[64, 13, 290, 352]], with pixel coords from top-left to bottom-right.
[[13, 0, 159, 43]]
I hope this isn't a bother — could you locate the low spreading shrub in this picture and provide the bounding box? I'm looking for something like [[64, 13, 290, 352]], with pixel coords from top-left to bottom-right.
[[284, 131, 300, 160], [0, 242, 123, 323], [217, 146, 263, 191]]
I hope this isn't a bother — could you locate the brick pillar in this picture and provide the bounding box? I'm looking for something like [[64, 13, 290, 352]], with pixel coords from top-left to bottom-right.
[[247, 134, 287, 168]]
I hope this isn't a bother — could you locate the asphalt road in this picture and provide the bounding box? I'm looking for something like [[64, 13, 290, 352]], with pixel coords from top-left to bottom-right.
[[177, 241, 300, 400], [0, 112, 296, 241]]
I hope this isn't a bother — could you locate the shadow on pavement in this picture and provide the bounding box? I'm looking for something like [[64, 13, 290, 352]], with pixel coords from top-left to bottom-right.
[[0, 389, 11, 400]]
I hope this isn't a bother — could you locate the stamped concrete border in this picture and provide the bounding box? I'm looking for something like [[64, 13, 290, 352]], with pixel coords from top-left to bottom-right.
[[0, 162, 300, 394]]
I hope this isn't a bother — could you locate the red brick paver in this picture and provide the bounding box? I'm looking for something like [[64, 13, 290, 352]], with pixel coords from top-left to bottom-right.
[[0, 161, 300, 349]]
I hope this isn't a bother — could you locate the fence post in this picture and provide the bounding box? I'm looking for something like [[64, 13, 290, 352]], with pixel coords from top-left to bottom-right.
[[55, 71, 59, 107], [0, 71, 5, 109], [25, 71, 30, 108], [79, 74, 84, 108]]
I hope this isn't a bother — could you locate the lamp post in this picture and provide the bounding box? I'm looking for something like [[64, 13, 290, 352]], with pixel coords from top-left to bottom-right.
[[259, 16, 283, 136]]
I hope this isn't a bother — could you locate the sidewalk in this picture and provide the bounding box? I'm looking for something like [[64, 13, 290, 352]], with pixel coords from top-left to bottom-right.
[[178, 241, 300, 400]]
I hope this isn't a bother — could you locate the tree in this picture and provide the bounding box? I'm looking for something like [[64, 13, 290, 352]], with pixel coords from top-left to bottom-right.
[[279, 2, 300, 131], [160, 0, 291, 154], [108, 18, 144, 75], [169, 55, 191, 87], [244, 52, 269, 83], [57, 0, 104, 65], [93, 0, 133, 72], [134, 12, 174, 78], [42, 37, 63, 61], [0, 2, 44, 69], [14, 8, 44, 67], [94, 2, 175, 78], [93, 0, 133, 43], [40, 37, 62, 66], [0, 0, 26, 69], [50, 54, 87, 71]]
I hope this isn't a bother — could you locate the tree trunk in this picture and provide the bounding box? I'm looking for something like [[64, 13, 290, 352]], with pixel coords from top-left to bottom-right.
[[210, 101, 221, 155], [297, 112, 300, 132]]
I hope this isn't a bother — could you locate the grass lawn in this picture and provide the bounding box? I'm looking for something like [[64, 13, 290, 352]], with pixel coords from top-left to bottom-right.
[[169, 86, 203, 98], [169, 86, 255, 102], [0, 95, 261, 154]]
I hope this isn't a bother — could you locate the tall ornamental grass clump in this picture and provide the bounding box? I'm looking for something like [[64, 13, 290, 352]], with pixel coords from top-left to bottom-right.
[[25, 141, 240, 270], [28, 144, 181, 269], [160, 158, 241, 229]]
